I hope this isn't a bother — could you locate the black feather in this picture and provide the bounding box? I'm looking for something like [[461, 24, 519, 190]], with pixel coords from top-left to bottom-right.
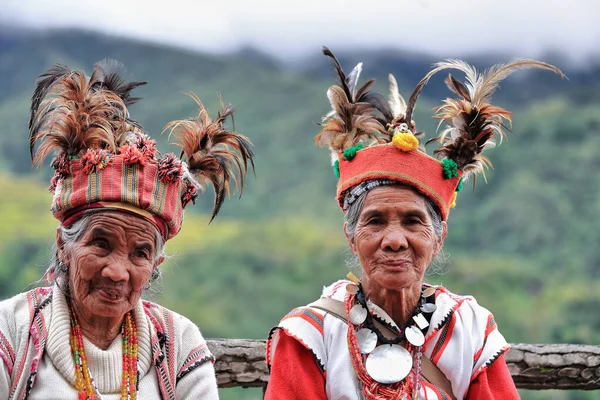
[[322, 47, 353, 102], [92, 59, 147, 106], [29, 64, 72, 131], [445, 74, 471, 101]]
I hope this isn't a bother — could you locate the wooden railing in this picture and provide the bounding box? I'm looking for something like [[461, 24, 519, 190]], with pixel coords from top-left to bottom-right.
[[207, 339, 600, 390]]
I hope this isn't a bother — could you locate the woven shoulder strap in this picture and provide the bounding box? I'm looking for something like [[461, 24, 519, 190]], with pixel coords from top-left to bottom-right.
[[308, 297, 457, 400]]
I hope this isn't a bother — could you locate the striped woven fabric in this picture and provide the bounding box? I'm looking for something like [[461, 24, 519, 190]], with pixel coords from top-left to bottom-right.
[[51, 150, 190, 240]]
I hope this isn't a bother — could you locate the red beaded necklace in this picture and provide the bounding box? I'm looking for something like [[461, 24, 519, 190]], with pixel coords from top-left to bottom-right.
[[69, 308, 138, 400], [345, 292, 414, 399]]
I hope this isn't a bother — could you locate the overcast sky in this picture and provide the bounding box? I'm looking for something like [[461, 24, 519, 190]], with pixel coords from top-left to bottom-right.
[[2, 0, 599, 63]]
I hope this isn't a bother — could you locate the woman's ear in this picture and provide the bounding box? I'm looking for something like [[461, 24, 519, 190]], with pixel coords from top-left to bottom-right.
[[433, 221, 448, 257], [56, 227, 67, 263], [344, 222, 357, 256]]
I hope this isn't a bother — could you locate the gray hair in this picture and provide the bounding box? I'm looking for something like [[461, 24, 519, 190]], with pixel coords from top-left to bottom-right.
[[343, 184, 448, 273], [46, 210, 165, 290]]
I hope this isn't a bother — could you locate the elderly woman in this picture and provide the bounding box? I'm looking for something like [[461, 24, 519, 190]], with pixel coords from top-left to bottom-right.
[[265, 50, 564, 399], [0, 61, 253, 399]]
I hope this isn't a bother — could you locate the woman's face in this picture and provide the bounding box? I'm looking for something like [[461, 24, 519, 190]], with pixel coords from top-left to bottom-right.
[[59, 212, 162, 321], [347, 186, 445, 292]]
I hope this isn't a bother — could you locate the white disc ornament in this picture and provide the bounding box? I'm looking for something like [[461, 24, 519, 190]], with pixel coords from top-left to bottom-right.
[[346, 283, 359, 294], [421, 303, 437, 313], [365, 344, 413, 384], [349, 304, 368, 325], [422, 287, 436, 298], [356, 328, 378, 354], [405, 325, 425, 346]]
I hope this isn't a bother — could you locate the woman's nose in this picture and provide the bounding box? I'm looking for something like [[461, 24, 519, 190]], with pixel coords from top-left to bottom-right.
[[101, 257, 129, 282], [381, 229, 408, 252]]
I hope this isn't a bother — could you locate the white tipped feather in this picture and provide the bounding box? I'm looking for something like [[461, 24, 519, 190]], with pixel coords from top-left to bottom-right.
[[388, 74, 407, 118], [347, 63, 363, 99]]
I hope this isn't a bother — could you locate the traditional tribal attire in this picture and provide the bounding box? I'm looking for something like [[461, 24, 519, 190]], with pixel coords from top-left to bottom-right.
[[266, 281, 517, 399], [0, 285, 217, 400], [265, 49, 561, 399]]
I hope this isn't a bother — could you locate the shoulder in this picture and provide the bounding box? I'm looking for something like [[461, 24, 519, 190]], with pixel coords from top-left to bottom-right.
[[0, 287, 53, 332], [0, 287, 53, 374], [425, 286, 509, 388], [267, 280, 350, 369], [142, 300, 207, 343], [141, 300, 213, 371]]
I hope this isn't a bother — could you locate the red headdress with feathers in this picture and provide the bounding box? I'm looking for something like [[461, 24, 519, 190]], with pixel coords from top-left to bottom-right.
[[30, 60, 254, 240], [317, 48, 565, 220]]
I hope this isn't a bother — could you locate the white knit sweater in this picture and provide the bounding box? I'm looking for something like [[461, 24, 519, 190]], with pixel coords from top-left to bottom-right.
[[0, 285, 219, 399]]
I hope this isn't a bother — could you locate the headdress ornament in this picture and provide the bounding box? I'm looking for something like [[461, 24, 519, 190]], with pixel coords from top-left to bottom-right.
[[317, 47, 565, 220], [29, 59, 254, 240]]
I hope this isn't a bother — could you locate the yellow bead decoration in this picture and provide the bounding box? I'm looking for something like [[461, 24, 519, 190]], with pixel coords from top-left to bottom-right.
[[450, 192, 458, 208], [392, 132, 419, 152]]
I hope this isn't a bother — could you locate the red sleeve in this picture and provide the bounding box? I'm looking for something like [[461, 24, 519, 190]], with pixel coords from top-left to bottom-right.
[[466, 354, 520, 400], [264, 331, 327, 400]]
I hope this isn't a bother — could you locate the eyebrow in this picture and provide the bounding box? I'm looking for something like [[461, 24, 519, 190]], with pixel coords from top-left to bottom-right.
[[89, 228, 154, 251], [89, 227, 113, 238]]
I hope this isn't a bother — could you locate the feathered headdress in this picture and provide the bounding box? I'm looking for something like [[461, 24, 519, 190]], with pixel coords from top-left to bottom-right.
[[316, 48, 564, 220], [29, 60, 254, 239]]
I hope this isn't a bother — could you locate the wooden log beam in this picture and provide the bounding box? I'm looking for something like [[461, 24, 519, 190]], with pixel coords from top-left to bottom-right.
[[506, 343, 600, 390], [206, 339, 600, 390]]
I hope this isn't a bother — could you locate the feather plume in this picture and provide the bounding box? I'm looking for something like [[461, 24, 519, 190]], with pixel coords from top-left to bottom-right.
[[318, 47, 392, 154], [164, 93, 254, 222], [91, 59, 147, 106], [29, 64, 72, 131], [322, 46, 355, 102], [316, 86, 387, 153], [30, 69, 130, 167], [425, 59, 565, 180], [388, 74, 407, 119]]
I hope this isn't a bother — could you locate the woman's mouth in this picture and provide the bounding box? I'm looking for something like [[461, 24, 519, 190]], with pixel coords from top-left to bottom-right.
[[97, 288, 125, 302], [380, 259, 411, 268]]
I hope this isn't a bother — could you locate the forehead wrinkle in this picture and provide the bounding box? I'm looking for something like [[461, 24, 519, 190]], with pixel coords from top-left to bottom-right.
[[86, 214, 157, 245]]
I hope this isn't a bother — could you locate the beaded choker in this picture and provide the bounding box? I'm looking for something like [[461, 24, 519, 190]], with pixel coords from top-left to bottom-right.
[[69, 308, 138, 400], [344, 278, 437, 399]]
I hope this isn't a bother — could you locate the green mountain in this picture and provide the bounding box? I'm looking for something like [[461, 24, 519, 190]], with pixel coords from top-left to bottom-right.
[[1, 29, 599, 399]]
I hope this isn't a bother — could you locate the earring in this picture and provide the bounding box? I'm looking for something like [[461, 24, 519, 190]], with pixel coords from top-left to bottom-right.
[[57, 261, 68, 273]]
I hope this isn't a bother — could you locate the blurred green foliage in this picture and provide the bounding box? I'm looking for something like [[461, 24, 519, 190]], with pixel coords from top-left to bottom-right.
[[1, 29, 599, 399]]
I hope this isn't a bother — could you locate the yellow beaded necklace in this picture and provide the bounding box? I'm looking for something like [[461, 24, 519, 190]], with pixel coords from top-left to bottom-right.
[[69, 309, 138, 400]]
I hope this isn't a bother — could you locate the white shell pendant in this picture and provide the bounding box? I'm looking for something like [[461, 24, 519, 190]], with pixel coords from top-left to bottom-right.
[[405, 325, 425, 346], [420, 303, 437, 314], [356, 328, 378, 354], [349, 304, 368, 325], [346, 283, 359, 295], [365, 344, 413, 384], [422, 286, 437, 298]]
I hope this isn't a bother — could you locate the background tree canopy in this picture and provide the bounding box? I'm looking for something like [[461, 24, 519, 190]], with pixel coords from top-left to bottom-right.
[[1, 29, 599, 399]]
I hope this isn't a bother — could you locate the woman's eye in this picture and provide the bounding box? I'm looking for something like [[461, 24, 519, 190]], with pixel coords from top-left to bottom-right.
[[134, 250, 150, 259], [93, 239, 109, 249], [367, 218, 382, 225]]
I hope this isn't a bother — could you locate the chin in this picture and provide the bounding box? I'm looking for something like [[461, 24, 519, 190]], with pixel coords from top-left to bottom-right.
[[372, 270, 421, 291]]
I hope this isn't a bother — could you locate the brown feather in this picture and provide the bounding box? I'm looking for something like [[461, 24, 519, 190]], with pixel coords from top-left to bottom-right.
[[164, 93, 254, 222], [30, 70, 129, 167]]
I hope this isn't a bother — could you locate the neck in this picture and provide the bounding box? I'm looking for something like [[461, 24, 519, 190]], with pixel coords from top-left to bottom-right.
[[70, 302, 124, 350], [361, 277, 422, 329]]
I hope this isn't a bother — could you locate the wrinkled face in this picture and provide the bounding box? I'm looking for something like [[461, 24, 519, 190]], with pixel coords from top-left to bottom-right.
[[347, 186, 445, 292], [59, 212, 160, 320]]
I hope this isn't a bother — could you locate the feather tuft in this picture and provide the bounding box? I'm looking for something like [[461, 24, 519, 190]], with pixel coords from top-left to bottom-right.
[[164, 93, 255, 222], [29, 68, 130, 167], [427, 59, 565, 181]]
